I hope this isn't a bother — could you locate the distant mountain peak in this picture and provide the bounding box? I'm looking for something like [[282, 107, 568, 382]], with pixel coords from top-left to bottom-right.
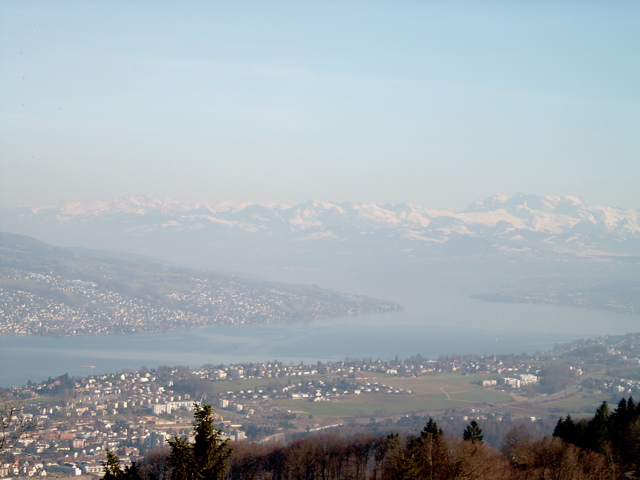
[[2, 194, 638, 263], [466, 193, 588, 214], [50, 195, 186, 217], [211, 201, 292, 213]]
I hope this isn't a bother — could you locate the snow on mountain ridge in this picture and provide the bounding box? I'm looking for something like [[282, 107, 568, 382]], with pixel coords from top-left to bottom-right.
[[54, 195, 200, 217], [466, 193, 585, 214], [9, 194, 640, 241], [210, 201, 292, 214]]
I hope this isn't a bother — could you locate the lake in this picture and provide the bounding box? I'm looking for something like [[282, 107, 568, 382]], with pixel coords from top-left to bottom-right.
[[1, 288, 636, 388]]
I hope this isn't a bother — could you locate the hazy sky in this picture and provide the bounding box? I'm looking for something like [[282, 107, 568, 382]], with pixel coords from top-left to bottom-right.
[[2, 2, 639, 211]]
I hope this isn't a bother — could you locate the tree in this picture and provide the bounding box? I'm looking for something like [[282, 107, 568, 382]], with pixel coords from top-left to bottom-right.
[[502, 424, 534, 470], [103, 450, 143, 480], [167, 403, 232, 480], [553, 414, 581, 446], [409, 418, 447, 480], [421, 417, 443, 440], [377, 433, 414, 480], [463, 420, 484, 444], [167, 437, 194, 480], [585, 401, 611, 452], [141, 448, 170, 480], [103, 451, 125, 480]]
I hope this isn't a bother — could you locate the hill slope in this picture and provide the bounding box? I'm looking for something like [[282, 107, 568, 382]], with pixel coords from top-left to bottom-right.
[[2, 194, 639, 315], [0, 233, 401, 336]]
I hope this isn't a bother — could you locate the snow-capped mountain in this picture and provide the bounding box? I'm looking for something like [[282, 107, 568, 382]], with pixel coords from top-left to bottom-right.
[[2, 194, 638, 278], [7, 194, 639, 240]]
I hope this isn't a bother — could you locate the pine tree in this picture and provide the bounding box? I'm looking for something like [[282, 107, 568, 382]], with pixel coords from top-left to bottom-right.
[[421, 417, 443, 440], [553, 414, 578, 444], [124, 462, 143, 480], [627, 396, 636, 413], [193, 403, 232, 480], [585, 401, 610, 452], [411, 418, 446, 479], [167, 436, 195, 480], [167, 403, 232, 480], [103, 450, 124, 480], [103, 451, 144, 480], [609, 396, 640, 466], [463, 421, 484, 444]]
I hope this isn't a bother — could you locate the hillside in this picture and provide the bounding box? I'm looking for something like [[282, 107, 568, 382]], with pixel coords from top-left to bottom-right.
[[2, 194, 638, 314], [0, 233, 401, 336]]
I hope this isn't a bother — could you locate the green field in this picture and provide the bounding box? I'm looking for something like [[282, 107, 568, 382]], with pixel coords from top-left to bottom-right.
[[275, 387, 511, 419], [214, 371, 522, 420], [533, 394, 610, 417], [448, 389, 510, 403], [276, 394, 454, 418], [26, 395, 60, 405]]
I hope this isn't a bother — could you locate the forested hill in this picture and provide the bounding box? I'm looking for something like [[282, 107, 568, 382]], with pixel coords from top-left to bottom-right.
[[106, 399, 636, 480], [0, 232, 401, 336]]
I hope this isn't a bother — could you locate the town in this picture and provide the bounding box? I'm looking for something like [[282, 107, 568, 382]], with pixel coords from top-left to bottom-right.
[[0, 269, 401, 336], [472, 287, 640, 316], [3, 332, 640, 477]]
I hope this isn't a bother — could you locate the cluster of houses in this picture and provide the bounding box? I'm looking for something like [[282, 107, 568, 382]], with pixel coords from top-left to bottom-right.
[[6, 333, 640, 476]]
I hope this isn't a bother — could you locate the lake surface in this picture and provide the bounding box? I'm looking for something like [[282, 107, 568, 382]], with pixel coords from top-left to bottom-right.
[[1, 288, 637, 388]]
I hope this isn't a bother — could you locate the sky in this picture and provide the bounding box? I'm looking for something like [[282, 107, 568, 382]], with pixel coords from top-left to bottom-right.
[[1, 1, 639, 212]]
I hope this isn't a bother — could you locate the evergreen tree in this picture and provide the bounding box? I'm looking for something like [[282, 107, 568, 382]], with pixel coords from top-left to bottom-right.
[[193, 403, 232, 480], [463, 421, 484, 444], [609, 396, 640, 466], [554, 414, 576, 443], [553, 415, 568, 437], [627, 396, 636, 413], [585, 401, 611, 452], [103, 450, 124, 480], [553, 413, 589, 449], [167, 403, 232, 480], [103, 451, 144, 480], [167, 436, 195, 480], [421, 417, 443, 440], [410, 418, 447, 479], [124, 462, 143, 480]]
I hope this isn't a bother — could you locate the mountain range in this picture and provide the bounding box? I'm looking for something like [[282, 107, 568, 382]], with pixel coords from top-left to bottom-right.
[[1, 194, 639, 290], [6, 194, 640, 239]]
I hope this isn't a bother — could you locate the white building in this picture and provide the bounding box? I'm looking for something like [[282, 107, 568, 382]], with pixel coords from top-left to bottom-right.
[[503, 377, 521, 388], [518, 374, 538, 385]]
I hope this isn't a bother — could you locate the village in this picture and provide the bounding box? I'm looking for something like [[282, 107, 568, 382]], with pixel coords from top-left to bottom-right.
[[3, 332, 640, 477], [0, 270, 399, 336]]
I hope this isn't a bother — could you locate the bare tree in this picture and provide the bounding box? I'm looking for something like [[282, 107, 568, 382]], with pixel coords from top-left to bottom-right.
[[0, 389, 36, 452]]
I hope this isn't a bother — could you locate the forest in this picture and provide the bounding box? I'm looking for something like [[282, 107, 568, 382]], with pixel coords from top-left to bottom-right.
[[104, 399, 640, 480]]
